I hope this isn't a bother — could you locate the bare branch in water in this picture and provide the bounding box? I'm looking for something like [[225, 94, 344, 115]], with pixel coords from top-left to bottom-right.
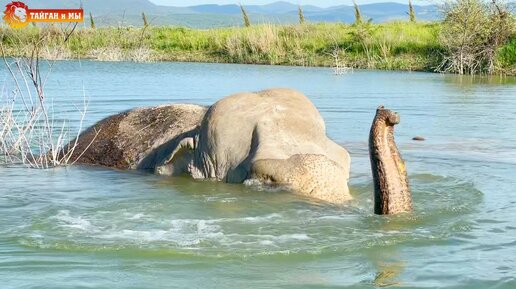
[[0, 28, 98, 168]]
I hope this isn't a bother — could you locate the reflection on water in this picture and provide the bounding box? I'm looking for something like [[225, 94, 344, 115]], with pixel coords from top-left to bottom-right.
[[443, 73, 516, 86], [1, 61, 516, 288], [373, 262, 404, 287]]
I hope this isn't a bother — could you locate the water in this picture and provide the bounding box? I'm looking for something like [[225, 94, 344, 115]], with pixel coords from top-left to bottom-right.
[[1, 61, 515, 288]]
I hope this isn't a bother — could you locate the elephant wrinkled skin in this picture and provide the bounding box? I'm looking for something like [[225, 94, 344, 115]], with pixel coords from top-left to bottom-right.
[[68, 88, 352, 204]]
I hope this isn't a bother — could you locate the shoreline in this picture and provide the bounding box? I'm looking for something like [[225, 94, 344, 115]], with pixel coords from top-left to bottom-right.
[[7, 58, 516, 84], [1, 22, 514, 75], [6, 55, 516, 80]]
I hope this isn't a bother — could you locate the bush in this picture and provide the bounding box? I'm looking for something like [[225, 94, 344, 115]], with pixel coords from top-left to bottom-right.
[[438, 0, 515, 74], [497, 37, 516, 74]]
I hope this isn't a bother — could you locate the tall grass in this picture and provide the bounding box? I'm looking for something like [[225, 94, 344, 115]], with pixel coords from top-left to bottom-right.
[[89, 13, 95, 29], [0, 21, 514, 74], [298, 4, 305, 24], [240, 4, 251, 27], [353, 1, 363, 25], [142, 12, 149, 27], [408, 0, 416, 22]]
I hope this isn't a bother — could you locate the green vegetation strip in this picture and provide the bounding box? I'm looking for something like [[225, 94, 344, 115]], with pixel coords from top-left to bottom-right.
[[1, 22, 515, 74]]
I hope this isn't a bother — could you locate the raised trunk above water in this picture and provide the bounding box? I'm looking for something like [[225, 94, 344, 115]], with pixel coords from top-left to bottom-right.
[[369, 106, 412, 215]]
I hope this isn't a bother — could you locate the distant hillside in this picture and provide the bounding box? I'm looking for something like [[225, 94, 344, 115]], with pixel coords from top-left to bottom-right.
[[18, 0, 441, 28]]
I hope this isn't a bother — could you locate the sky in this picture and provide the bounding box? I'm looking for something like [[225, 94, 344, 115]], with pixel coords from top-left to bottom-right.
[[149, 0, 434, 7]]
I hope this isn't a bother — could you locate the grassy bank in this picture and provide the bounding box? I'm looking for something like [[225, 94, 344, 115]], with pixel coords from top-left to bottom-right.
[[1, 22, 515, 74]]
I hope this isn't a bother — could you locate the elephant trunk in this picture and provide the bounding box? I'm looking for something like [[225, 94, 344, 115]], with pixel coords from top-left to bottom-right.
[[368, 106, 412, 215]]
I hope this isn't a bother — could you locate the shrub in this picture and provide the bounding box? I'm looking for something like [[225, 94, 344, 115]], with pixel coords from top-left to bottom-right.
[[438, 0, 515, 74]]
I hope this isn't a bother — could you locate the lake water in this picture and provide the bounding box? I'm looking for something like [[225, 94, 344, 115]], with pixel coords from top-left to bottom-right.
[[1, 61, 515, 288]]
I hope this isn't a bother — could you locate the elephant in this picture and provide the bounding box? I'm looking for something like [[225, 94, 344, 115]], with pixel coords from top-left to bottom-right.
[[65, 88, 411, 214]]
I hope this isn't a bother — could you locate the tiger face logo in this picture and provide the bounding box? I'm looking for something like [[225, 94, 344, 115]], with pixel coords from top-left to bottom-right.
[[3, 1, 29, 28]]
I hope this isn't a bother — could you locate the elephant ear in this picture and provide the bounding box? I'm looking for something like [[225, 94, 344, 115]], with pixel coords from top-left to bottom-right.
[[154, 136, 196, 176]]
